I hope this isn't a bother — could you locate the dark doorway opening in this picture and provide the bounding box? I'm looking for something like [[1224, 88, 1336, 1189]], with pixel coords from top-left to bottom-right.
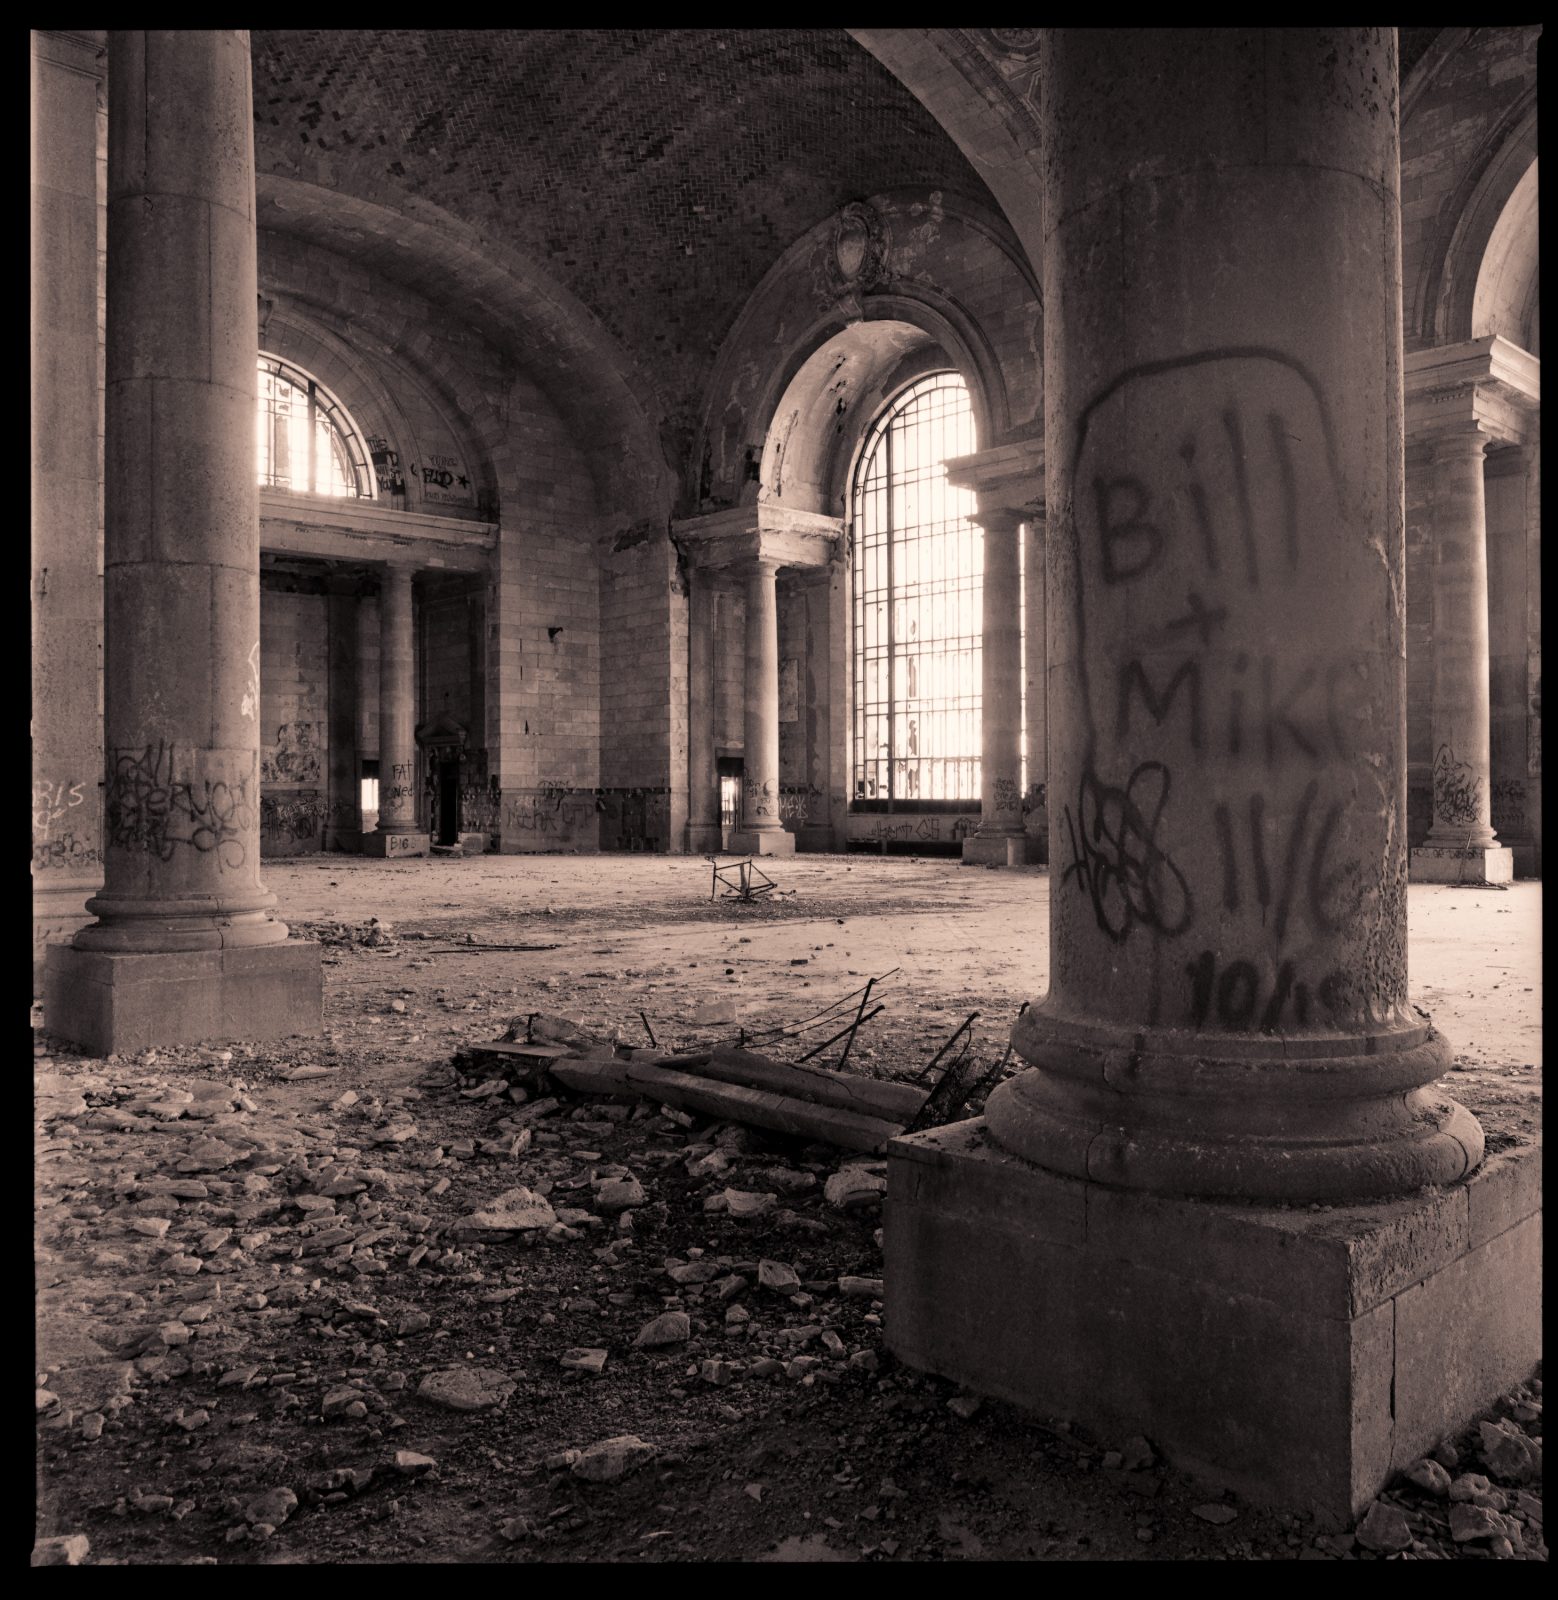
[[435, 758, 460, 846]]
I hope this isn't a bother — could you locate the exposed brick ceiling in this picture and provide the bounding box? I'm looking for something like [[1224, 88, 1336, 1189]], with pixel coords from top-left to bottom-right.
[[250, 29, 998, 444]]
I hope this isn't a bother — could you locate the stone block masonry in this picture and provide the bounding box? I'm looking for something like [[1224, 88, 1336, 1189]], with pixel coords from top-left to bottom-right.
[[886, 1121, 1542, 1528]]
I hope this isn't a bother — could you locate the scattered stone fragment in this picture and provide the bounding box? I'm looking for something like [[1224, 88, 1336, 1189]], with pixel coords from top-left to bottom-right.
[[559, 1348, 609, 1375], [571, 1435, 656, 1483], [1192, 1504, 1238, 1526], [823, 1168, 887, 1209], [31, 1534, 91, 1566], [241, 1487, 298, 1527], [757, 1259, 800, 1292], [633, 1312, 690, 1349], [455, 1187, 557, 1237], [1120, 1436, 1156, 1472], [666, 1259, 723, 1285], [1478, 1418, 1542, 1484], [1449, 1473, 1503, 1507], [1354, 1499, 1412, 1553], [1450, 1502, 1521, 1545], [721, 1189, 777, 1219], [1404, 1457, 1452, 1496], [593, 1176, 647, 1213], [838, 1276, 883, 1298], [946, 1394, 982, 1420], [700, 1360, 737, 1387], [393, 1451, 436, 1476], [848, 1350, 878, 1374], [417, 1367, 516, 1412]]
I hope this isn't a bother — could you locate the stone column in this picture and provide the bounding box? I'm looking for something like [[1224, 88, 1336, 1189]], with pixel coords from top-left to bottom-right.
[[364, 562, 427, 856], [46, 30, 320, 1053], [31, 31, 106, 980], [1410, 427, 1513, 883], [1022, 515, 1048, 863], [729, 557, 794, 855], [964, 508, 1025, 864], [885, 30, 1533, 1528], [686, 567, 721, 852], [983, 28, 1481, 1204]]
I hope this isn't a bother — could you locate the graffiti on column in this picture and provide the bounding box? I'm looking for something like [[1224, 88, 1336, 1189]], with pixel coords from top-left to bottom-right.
[[1059, 348, 1375, 1029], [1431, 743, 1482, 829], [105, 740, 255, 870], [992, 774, 1022, 818], [241, 641, 260, 720]]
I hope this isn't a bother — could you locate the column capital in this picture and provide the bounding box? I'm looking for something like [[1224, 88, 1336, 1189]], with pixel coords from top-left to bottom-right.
[[671, 503, 841, 572], [1405, 335, 1540, 449], [969, 503, 1027, 536], [944, 436, 1045, 516]]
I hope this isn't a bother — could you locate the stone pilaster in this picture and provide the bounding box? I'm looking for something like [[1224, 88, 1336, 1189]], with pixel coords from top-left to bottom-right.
[[963, 507, 1025, 864], [729, 557, 793, 855], [1022, 515, 1049, 862], [363, 562, 427, 856], [686, 566, 721, 853], [46, 30, 320, 1052]]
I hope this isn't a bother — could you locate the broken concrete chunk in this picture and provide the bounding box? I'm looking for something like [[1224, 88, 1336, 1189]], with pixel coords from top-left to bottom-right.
[[241, 1486, 298, 1526], [633, 1311, 691, 1349], [823, 1167, 887, 1209], [592, 1175, 647, 1213], [571, 1434, 656, 1483], [31, 1534, 91, 1566], [559, 1348, 609, 1375], [454, 1187, 557, 1237], [416, 1367, 516, 1412], [721, 1189, 777, 1219], [757, 1259, 800, 1292], [1478, 1418, 1542, 1483], [1354, 1499, 1412, 1553]]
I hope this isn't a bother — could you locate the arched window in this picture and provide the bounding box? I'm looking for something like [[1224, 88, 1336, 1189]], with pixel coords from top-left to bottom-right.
[[256, 354, 374, 499], [851, 371, 981, 804]]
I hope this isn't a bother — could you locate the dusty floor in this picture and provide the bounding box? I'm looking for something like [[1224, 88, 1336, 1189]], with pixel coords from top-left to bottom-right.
[[33, 854, 1543, 1564]]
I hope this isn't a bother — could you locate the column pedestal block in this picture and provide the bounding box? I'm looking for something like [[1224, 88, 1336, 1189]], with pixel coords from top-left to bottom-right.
[[686, 823, 724, 854], [45, 940, 323, 1057], [961, 831, 1025, 867], [885, 1119, 1541, 1528], [1409, 844, 1514, 885], [361, 831, 429, 859], [725, 827, 795, 857]]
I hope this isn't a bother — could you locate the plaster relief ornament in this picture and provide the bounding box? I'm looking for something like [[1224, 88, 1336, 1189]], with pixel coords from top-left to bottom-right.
[[816, 201, 890, 317], [983, 27, 1044, 56]]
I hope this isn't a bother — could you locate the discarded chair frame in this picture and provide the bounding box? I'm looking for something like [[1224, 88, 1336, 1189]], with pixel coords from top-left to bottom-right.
[[707, 855, 791, 903]]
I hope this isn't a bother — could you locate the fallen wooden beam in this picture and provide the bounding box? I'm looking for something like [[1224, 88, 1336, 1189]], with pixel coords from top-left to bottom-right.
[[693, 1046, 928, 1122], [547, 1056, 643, 1099], [622, 1059, 903, 1153]]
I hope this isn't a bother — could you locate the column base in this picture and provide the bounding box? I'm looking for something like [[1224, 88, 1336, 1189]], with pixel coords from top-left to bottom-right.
[[961, 829, 1026, 866], [1410, 843, 1514, 885], [33, 876, 101, 993], [44, 940, 324, 1057], [457, 831, 488, 855], [361, 831, 429, 859], [725, 827, 795, 857], [885, 1119, 1541, 1529], [687, 823, 723, 854]]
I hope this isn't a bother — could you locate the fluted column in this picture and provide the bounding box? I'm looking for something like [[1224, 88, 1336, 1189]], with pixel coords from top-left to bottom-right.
[[76, 30, 281, 954], [1022, 515, 1048, 862], [366, 562, 426, 856], [686, 567, 721, 852], [1410, 426, 1512, 883], [985, 27, 1480, 1202], [964, 507, 1025, 864], [729, 557, 794, 855]]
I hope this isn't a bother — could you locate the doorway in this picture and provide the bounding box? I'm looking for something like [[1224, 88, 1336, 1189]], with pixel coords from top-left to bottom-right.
[[717, 756, 743, 851], [435, 756, 460, 846]]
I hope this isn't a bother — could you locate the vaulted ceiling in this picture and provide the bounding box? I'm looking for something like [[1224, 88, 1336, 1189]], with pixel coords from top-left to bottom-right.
[[251, 29, 999, 449]]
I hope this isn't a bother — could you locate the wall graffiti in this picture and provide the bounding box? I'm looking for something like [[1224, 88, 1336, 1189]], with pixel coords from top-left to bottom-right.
[[1490, 777, 1526, 834], [260, 792, 326, 844], [853, 813, 977, 845], [261, 721, 323, 786], [778, 783, 824, 824], [241, 641, 260, 721], [991, 774, 1022, 818], [32, 831, 102, 873], [1062, 348, 1380, 1030], [33, 778, 86, 840], [1432, 743, 1483, 829], [105, 741, 255, 870]]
